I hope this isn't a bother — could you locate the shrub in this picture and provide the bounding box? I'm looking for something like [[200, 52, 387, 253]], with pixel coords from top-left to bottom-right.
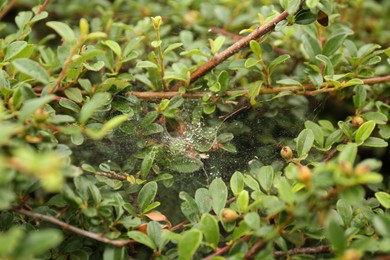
[[0, 0, 389, 259]]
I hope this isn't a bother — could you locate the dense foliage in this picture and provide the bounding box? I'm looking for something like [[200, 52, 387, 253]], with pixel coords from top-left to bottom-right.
[[1, 0, 390, 259]]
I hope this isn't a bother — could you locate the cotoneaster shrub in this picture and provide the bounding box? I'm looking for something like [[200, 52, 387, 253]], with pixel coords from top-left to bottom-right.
[[0, 0, 390, 259]]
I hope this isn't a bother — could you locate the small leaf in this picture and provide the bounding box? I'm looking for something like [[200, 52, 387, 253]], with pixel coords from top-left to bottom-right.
[[276, 178, 294, 206], [46, 21, 76, 43], [336, 199, 353, 226], [17, 229, 63, 257], [361, 137, 388, 148], [268, 54, 290, 75], [137, 60, 158, 68], [19, 95, 55, 122], [237, 190, 249, 213], [12, 58, 49, 84], [140, 149, 156, 179], [127, 231, 156, 250], [355, 120, 376, 144], [276, 78, 302, 86], [287, 0, 301, 15], [64, 88, 83, 103], [322, 33, 349, 57], [200, 213, 219, 246], [326, 220, 347, 253], [178, 230, 202, 260], [137, 181, 158, 213], [103, 245, 125, 260], [4, 41, 27, 61], [296, 129, 314, 157], [305, 120, 324, 147], [209, 178, 227, 215], [338, 143, 357, 165], [230, 171, 244, 196], [104, 40, 122, 57], [79, 92, 111, 124], [257, 166, 274, 193], [249, 40, 262, 57]]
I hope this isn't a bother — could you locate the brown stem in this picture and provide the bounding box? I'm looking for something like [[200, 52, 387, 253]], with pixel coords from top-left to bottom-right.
[[13, 208, 135, 247], [0, 0, 17, 20], [203, 235, 251, 260], [95, 171, 128, 181], [37, 0, 50, 14], [171, 10, 290, 91], [323, 149, 338, 162], [129, 74, 390, 99], [244, 239, 265, 259], [273, 245, 331, 258]]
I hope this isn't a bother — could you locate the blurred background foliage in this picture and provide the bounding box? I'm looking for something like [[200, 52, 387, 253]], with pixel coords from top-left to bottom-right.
[[0, 0, 390, 259]]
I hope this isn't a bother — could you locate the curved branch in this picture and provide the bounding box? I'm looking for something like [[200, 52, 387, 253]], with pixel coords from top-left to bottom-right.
[[171, 10, 290, 90], [13, 208, 135, 247], [273, 245, 331, 258], [128, 74, 390, 99]]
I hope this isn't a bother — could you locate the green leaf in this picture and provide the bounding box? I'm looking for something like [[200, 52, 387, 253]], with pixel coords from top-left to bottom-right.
[[249, 40, 262, 57], [169, 156, 203, 173], [276, 78, 302, 86], [306, 0, 320, 8], [127, 231, 156, 250], [46, 21, 76, 43], [137, 60, 158, 68], [79, 92, 111, 124], [361, 112, 388, 125], [338, 121, 353, 141], [64, 88, 83, 103], [336, 199, 353, 226], [210, 36, 225, 54], [326, 220, 347, 253], [104, 40, 122, 57], [178, 230, 202, 260], [164, 42, 183, 55], [4, 41, 28, 61], [296, 129, 314, 157], [19, 95, 55, 122], [200, 213, 219, 246], [103, 245, 125, 260], [180, 191, 200, 222], [305, 120, 324, 147], [244, 57, 259, 68], [243, 174, 260, 191], [322, 33, 349, 57], [316, 54, 334, 77], [237, 190, 249, 213], [210, 178, 227, 215], [375, 192, 390, 209], [0, 227, 24, 256], [17, 229, 63, 257], [230, 171, 244, 196], [275, 178, 294, 206], [361, 137, 388, 148], [195, 188, 212, 214], [248, 81, 263, 105], [137, 181, 158, 213], [353, 85, 367, 110], [140, 149, 156, 179], [268, 54, 290, 75], [287, 0, 301, 15], [12, 58, 50, 84], [338, 143, 357, 165], [355, 120, 376, 144], [295, 9, 318, 24], [257, 166, 274, 193]]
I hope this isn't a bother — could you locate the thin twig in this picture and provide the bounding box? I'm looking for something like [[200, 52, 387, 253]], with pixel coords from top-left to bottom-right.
[[0, 0, 17, 20], [129, 74, 390, 99], [13, 208, 135, 247], [323, 148, 338, 162], [273, 245, 331, 258], [37, 0, 50, 14], [171, 10, 291, 90], [203, 235, 251, 260], [95, 171, 128, 181], [244, 239, 265, 259]]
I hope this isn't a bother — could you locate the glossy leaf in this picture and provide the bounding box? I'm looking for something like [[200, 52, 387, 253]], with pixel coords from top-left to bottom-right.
[[209, 178, 227, 215], [12, 58, 50, 84], [137, 181, 158, 213], [46, 21, 76, 43], [296, 129, 314, 156], [200, 213, 219, 246], [178, 230, 202, 260]]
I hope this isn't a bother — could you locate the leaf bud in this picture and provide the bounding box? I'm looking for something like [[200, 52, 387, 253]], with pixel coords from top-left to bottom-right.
[[79, 18, 89, 35], [221, 208, 238, 223], [339, 161, 353, 176], [354, 164, 371, 176], [297, 165, 312, 183], [280, 146, 293, 160], [351, 116, 364, 127], [151, 16, 162, 30], [341, 249, 361, 260]]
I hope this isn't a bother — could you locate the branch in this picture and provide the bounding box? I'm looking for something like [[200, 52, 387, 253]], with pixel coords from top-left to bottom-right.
[[273, 245, 331, 258], [171, 10, 290, 90], [244, 239, 265, 259], [128, 74, 390, 99], [13, 208, 135, 247], [203, 235, 251, 260], [37, 0, 50, 14], [0, 0, 17, 20], [95, 171, 128, 181]]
